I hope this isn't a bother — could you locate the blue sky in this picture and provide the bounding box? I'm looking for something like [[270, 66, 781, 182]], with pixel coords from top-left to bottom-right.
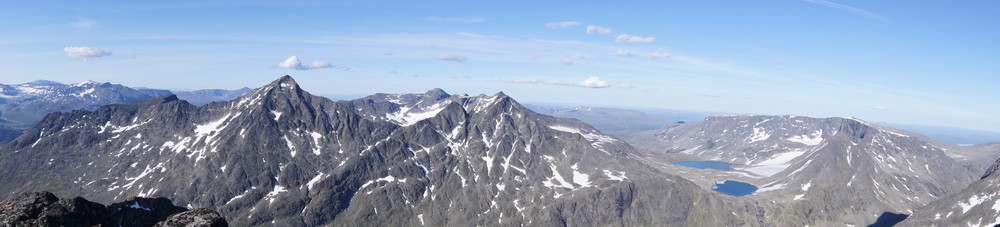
[[1, 0, 999, 131]]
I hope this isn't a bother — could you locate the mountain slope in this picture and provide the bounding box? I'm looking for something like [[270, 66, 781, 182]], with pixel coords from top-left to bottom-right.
[[0, 76, 765, 226], [899, 157, 1000, 226], [621, 115, 980, 226]]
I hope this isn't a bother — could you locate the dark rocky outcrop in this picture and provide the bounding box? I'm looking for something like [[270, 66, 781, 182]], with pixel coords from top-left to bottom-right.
[[0, 191, 227, 227]]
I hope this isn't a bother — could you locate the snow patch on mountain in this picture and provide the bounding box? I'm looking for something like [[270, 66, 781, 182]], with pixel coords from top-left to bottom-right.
[[385, 102, 449, 126], [788, 130, 824, 145]]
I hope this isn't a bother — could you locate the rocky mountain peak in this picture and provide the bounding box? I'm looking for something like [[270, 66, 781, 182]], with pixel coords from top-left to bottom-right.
[[423, 88, 450, 100]]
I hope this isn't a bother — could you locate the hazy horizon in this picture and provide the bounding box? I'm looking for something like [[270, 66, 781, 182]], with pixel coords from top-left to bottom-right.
[[1, 1, 998, 131]]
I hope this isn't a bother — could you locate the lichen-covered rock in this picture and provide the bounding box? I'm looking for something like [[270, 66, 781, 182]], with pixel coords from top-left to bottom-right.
[[0, 191, 59, 226], [0, 191, 225, 227], [155, 208, 228, 227]]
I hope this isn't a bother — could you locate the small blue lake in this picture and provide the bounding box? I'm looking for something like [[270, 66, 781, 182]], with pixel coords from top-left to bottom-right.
[[672, 161, 734, 171], [711, 180, 758, 196]]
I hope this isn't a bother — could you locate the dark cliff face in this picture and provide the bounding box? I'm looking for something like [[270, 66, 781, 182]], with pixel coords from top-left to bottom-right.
[[0, 191, 227, 227], [0, 76, 767, 226]]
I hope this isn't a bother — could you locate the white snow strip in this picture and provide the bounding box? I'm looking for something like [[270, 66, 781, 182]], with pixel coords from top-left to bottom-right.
[[749, 127, 770, 143], [755, 183, 786, 193], [307, 172, 324, 190], [787, 130, 823, 145], [265, 185, 287, 204], [959, 194, 990, 213], [385, 102, 449, 126], [284, 135, 297, 157], [270, 110, 283, 121], [603, 170, 627, 181], [543, 163, 574, 189], [310, 131, 322, 155], [571, 164, 591, 187]]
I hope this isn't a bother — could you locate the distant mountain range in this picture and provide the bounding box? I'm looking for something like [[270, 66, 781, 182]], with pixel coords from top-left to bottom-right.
[[616, 115, 993, 226], [0, 80, 171, 127], [0, 80, 252, 143], [526, 104, 1000, 145], [173, 88, 252, 106]]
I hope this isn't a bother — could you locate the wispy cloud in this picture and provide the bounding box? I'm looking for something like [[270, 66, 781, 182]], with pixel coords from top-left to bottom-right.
[[586, 25, 612, 35], [545, 21, 583, 29], [872, 105, 887, 110], [426, 16, 485, 23], [435, 53, 468, 63], [276, 56, 338, 70], [64, 47, 111, 62], [648, 51, 670, 59], [307, 61, 333, 69], [696, 93, 731, 98], [550, 76, 612, 88], [508, 77, 621, 88], [70, 18, 97, 29], [512, 78, 540, 83], [616, 34, 655, 43], [611, 50, 638, 57], [804, 0, 887, 21], [560, 55, 584, 65]]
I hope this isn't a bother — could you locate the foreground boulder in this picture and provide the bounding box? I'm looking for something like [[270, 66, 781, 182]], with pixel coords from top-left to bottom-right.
[[0, 191, 227, 227]]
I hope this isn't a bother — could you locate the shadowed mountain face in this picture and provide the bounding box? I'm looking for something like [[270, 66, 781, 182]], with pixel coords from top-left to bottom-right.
[[0, 76, 766, 226], [618, 115, 982, 226]]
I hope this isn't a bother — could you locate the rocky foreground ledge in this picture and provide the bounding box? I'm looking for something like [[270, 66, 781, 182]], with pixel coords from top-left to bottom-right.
[[0, 191, 227, 227]]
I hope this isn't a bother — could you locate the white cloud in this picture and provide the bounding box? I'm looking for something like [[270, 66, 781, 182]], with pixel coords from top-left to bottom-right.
[[545, 21, 583, 29], [307, 61, 332, 69], [70, 18, 97, 29], [805, 0, 887, 21], [426, 16, 485, 23], [611, 50, 638, 57], [435, 53, 467, 63], [63, 47, 112, 61], [586, 25, 612, 35], [276, 56, 338, 70], [549, 77, 612, 88], [618, 83, 634, 89], [277, 56, 306, 70], [648, 51, 670, 59], [873, 105, 888, 110], [616, 34, 655, 43], [561, 55, 583, 65]]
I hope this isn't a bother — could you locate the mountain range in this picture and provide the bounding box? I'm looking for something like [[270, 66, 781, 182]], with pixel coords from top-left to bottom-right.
[[0, 76, 766, 226], [2, 76, 999, 226]]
